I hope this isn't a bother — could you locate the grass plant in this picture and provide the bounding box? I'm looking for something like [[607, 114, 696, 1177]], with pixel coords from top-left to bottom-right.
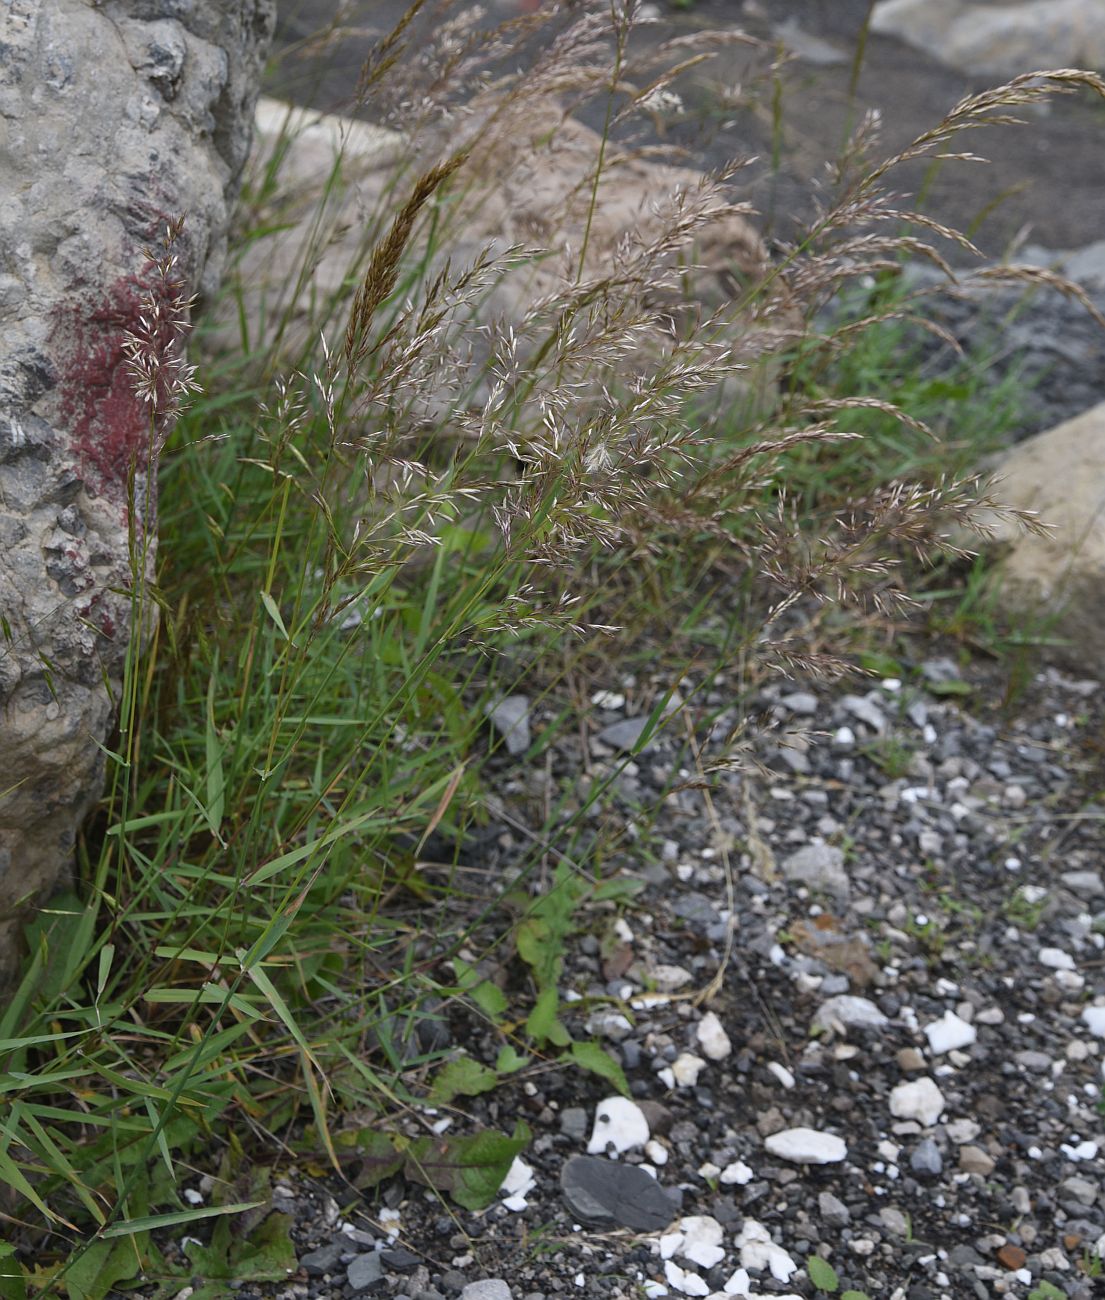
[[3, 1, 1104, 1293]]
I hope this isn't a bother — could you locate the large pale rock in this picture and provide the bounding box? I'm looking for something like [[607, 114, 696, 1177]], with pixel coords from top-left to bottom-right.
[[219, 95, 771, 390], [985, 401, 1105, 671], [0, 0, 273, 991], [871, 0, 1105, 78]]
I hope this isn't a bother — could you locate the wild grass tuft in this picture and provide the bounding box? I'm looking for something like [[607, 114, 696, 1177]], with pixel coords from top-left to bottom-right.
[[2, 1, 1103, 1289]]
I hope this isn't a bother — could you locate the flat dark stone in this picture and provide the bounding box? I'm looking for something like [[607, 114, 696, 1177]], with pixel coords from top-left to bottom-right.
[[383, 1246, 422, 1273], [300, 1242, 343, 1276], [560, 1155, 677, 1232]]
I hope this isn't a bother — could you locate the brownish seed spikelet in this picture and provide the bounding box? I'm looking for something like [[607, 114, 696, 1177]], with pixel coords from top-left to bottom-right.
[[343, 151, 470, 374]]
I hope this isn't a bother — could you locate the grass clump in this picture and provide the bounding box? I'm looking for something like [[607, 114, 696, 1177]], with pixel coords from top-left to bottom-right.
[[3, 1, 1104, 1291]]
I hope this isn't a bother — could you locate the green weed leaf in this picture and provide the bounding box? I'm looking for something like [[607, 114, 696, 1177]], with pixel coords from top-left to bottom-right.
[[0, 1246, 26, 1300], [64, 1239, 140, 1300], [227, 1212, 297, 1282], [495, 1045, 529, 1074], [405, 1121, 530, 1210], [1028, 1284, 1066, 1300], [808, 1256, 839, 1292], [569, 1040, 629, 1097], [351, 1131, 405, 1190], [429, 1056, 499, 1104], [525, 986, 570, 1046], [841, 1292, 871, 1300]]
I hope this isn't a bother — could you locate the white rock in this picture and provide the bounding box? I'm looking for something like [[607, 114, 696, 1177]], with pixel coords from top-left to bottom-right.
[[586, 1097, 650, 1154], [946, 1118, 981, 1145], [696, 1012, 732, 1061], [652, 964, 694, 992], [1039, 947, 1076, 971], [671, 1053, 708, 1088], [924, 1011, 977, 1055], [782, 841, 849, 897], [1061, 1139, 1098, 1162], [591, 689, 625, 710], [736, 1220, 798, 1282], [1082, 1006, 1105, 1038], [586, 1010, 634, 1041], [679, 1217, 726, 1270], [499, 1156, 536, 1212], [664, 1260, 709, 1297], [720, 1160, 754, 1185], [723, 1269, 751, 1297], [814, 995, 889, 1032], [889, 1078, 946, 1127], [767, 1062, 796, 1089], [645, 1139, 669, 1166], [764, 1127, 847, 1165]]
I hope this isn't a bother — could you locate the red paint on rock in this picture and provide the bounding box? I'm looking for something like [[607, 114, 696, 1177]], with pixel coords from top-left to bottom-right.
[[51, 270, 171, 500]]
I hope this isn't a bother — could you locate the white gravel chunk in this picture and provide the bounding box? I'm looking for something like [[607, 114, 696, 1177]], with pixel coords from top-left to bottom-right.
[[1039, 947, 1076, 971], [678, 1216, 726, 1270], [782, 841, 849, 897], [889, 1078, 946, 1127], [586, 1010, 634, 1041], [814, 995, 889, 1032], [924, 1010, 977, 1055], [735, 1219, 798, 1282], [671, 1053, 708, 1088], [1082, 1006, 1105, 1038], [763, 1127, 847, 1165], [586, 1097, 650, 1154], [720, 1160, 754, 1185], [767, 1062, 796, 1089], [499, 1156, 536, 1212], [946, 1118, 981, 1144], [663, 1260, 709, 1296], [652, 964, 694, 991], [696, 1011, 732, 1061]]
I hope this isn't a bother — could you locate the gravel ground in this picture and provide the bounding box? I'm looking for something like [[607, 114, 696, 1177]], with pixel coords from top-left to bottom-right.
[[155, 645, 1105, 1300]]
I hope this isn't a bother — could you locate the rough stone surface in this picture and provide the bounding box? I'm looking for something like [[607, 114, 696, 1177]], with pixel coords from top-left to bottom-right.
[[871, 0, 1105, 78], [217, 94, 770, 391], [0, 0, 274, 990], [560, 1154, 678, 1231], [981, 400, 1105, 673]]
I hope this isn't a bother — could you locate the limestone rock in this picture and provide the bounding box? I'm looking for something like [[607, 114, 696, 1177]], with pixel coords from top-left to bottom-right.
[[216, 95, 772, 402], [871, 0, 1105, 79], [0, 0, 273, 992], [981, 401, 1105, 673]]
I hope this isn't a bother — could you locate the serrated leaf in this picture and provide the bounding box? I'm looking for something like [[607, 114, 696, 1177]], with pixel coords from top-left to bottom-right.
[[229, 1212, 296, 1281], [495, 1045, 529, 1074], [469, 980, 508, 1019], [568, 1040, 629, 1097], [807, 1255, 839, 1292], [429, 1056, 499, 1105], [405, 1121, 530, 1210]]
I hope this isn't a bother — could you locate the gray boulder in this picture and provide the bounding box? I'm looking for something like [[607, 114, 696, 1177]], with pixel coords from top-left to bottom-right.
[[871, 0, 1105, 78], [981, 400, 1105, 674], [0, 0, 274, 992]]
